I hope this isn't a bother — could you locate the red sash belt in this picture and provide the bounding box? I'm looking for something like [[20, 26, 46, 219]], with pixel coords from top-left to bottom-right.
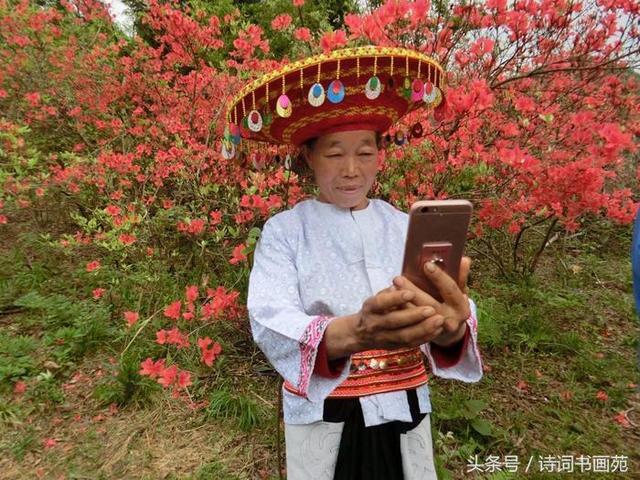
[[284, 347, 428, 399]]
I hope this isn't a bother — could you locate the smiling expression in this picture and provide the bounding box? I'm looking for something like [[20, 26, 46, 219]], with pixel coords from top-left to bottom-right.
[[303, 130, 379, 211]]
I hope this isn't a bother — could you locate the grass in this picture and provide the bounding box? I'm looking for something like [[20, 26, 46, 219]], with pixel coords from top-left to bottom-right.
[[428, 226, 639, 478], [0, 221, 638, 479]]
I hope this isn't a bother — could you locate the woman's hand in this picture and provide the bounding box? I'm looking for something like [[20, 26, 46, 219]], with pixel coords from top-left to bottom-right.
[[323, 288, 446, 360], [392, 256, 472, 347]]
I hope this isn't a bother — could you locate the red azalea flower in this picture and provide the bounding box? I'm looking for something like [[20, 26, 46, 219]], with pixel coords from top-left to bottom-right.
[[157, 365, 178, 388], [163, 300, 182, 320], [209, 210, 222, 226], [156, 329, 168, 345], [139, 358, 165, 378], [294, 27, 311, 42], [24, 91, 41, 106], [13, 380, 27, 395], [176, 370, 192, 389], [229, 243, 247, 265], [319, 29, 347, 53], [86, 260, 101, 272], [613, 411, 631, 428], [185, 285, 198, 303], [166, 327, 190, 348], [42, 438, 57, 449], [104, 204, 121, 216], [197, 336, 213, 350], [199, 337, 222, 367], [124, 311, 139, 327], [271, 14, 292, 31], [92, 288, 106, 299], [118, 233, 136, 245]]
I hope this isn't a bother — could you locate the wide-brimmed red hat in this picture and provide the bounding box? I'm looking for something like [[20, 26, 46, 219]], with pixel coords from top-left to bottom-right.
[[222, 45, 446, 158]]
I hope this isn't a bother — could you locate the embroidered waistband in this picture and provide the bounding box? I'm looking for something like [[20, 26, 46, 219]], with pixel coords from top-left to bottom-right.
[[284, 347, 428, 399]]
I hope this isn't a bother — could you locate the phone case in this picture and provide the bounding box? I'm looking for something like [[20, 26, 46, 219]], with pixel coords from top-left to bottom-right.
[[401, 200, 472, 302]]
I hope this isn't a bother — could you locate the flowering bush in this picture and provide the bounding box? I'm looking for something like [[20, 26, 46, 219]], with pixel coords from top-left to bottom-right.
[[0, 0, 638, 405]]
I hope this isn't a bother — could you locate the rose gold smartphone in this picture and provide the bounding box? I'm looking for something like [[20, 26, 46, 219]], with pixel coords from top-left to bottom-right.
[[401, 200, 473, 302]]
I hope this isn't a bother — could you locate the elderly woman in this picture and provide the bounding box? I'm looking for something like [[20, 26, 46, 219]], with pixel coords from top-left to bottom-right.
[[230, 46, 483, 479]]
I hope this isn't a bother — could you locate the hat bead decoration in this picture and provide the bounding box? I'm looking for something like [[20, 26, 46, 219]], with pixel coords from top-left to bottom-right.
[[262, 82, 273, 126], [247, 91, 263, 132], [365, 56, 382, 100], [387, 55, 396, 89], [221, 139, 235, 159], [402, 56, 412, 100], [422, 63, 443, 107], [247, 110, 263, 132], [411, 61, 424, 102], [327, 58, 345, 104], [230, 116, 241, 145], [276, 75, 292, 118], [411, 122, 424, 138], [308, 62, 326, 107], [240, 98, 252, 138]]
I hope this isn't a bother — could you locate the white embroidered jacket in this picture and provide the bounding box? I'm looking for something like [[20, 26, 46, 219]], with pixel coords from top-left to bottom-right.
[[247, 198, 483, 426]]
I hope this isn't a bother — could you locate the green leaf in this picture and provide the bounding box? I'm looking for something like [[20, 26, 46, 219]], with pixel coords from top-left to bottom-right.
[[538, 113, 554, 123], [470, 418, 493, 436], [464, 399, 487, 417], [248, 227, 262, 239]]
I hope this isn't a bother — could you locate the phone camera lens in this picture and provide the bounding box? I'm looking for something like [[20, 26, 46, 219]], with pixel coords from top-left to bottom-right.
[[421, 207, 429, 213]]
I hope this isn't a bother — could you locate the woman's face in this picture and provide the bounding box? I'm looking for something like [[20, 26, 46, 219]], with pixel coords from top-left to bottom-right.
[[304, 130, 379, 211]]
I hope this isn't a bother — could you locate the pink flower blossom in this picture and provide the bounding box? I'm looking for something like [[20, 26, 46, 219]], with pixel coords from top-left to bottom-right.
[[24, 92, 41, 106], [42, 438, 57, 449], [86, 260, 101, 272], [139, 358, 165, 378], [176, 370, 192, 389], [13, 380, 27, 395], [104, 204, 121, 216], [294, 27, 311, 42], [124, 311, 139, 327], [198, 336, 223, 366], [185, 285, 198, 303], [118, 233, 136, 245], [229, 243, 247, 264], [271, 14, 292, 31], [319, 30, 347, 53], [163, 300, 182, 320], [157, 365, 178, 388]]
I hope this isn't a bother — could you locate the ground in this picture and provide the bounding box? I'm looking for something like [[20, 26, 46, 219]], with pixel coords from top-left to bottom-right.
[[1, 221, 638, 479]]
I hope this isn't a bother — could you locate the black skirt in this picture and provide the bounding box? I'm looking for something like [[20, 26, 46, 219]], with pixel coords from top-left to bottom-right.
[[322, 389, 426, 480]]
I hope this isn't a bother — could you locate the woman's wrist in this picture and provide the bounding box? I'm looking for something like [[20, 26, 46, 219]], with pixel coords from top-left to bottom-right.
[[323, 313, 362, 360], [431, 319, 468, 347]]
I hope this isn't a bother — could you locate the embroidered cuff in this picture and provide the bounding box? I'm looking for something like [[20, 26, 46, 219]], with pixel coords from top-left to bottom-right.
[[430, 323, 470, 369], [297, 315, 333, 396]]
